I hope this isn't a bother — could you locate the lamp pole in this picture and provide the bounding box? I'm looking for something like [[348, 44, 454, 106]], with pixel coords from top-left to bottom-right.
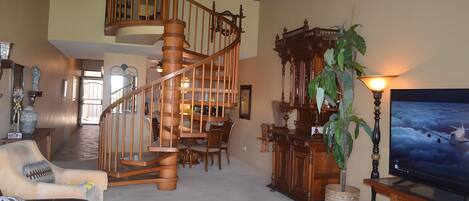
[[371, 90, 382, 201]]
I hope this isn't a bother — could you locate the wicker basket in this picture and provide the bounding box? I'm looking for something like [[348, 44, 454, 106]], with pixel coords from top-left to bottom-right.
[[325, 184, 360, 201]]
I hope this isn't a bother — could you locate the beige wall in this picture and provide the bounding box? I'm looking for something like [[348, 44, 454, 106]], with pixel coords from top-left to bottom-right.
[[103, 53, 147, 109], [0, 0, 81, 152], [230, 0, 469, 200]]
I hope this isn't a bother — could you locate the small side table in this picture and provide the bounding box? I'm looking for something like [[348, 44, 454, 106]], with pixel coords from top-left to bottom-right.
[[0, 128, 53, 161]]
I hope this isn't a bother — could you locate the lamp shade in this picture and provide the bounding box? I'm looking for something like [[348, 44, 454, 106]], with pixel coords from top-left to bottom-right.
[[358, 75, 398, 91]]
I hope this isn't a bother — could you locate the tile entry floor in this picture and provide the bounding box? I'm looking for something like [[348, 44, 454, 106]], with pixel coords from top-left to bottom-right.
[[54, 125, 100, 161]]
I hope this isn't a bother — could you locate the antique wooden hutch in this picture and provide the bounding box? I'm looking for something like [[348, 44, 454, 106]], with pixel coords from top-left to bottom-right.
[[269, 20, 341, 201]]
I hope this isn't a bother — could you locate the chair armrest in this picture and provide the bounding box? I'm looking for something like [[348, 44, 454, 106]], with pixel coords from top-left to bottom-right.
[[35, 182, 87, 200], [53, 167, 108, 190]]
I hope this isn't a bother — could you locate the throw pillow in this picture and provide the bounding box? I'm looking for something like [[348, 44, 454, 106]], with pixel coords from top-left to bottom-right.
[[22, 160, 55, 183]]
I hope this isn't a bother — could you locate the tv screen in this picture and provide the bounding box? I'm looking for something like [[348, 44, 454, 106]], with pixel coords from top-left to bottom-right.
[[390, 89, 469, 196]]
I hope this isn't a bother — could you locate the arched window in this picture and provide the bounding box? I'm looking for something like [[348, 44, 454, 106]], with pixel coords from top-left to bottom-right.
[[110, 64, 138, 104]]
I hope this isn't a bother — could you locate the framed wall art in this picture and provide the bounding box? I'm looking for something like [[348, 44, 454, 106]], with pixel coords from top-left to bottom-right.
[[239, 85, 252, 120]]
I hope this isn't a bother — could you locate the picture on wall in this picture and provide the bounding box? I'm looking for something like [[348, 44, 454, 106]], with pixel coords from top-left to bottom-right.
[[239, 85, 252, 120]]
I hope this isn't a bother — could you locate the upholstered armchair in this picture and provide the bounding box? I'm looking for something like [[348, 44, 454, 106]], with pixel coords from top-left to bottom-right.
[[0, 140, 108, 201]]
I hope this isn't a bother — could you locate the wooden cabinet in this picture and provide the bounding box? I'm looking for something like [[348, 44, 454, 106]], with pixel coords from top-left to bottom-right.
[[270, 128, 339, 201], [0, 128, 53, 160]]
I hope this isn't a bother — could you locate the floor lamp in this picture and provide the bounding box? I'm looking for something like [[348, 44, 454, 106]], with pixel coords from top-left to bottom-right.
[[359, 75, 398, 201]]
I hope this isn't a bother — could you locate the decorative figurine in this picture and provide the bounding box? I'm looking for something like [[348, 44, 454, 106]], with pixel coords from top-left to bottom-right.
[[12, 88, 24, 132], [32, 66, 41, 91]]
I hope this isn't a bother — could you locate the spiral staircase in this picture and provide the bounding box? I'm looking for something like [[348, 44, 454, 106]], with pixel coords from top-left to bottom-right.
[[99, 0, 241, 190]]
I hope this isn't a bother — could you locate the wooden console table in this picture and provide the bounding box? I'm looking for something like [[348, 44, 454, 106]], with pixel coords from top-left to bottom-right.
[[0, 128, 53, 160]]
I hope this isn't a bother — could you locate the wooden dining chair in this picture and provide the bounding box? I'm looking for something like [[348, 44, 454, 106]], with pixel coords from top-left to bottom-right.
[[191, 130, 224, 172], [220, 120, 235, 164]]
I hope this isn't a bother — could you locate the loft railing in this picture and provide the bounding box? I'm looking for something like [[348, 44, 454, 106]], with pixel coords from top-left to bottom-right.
[[105, 0, 169, 35], [99, 0, 241, 172]]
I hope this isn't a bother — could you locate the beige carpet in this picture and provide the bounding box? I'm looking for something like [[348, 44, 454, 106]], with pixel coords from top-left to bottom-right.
[[53, 155, 291, 201]]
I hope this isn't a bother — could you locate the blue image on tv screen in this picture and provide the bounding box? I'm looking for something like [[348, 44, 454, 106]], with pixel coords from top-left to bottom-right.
[[390, 89, 469, 188]]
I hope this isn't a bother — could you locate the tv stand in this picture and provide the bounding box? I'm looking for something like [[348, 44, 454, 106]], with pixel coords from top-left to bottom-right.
[[364, 178, 468, 201], [391, 178, 410, 186]]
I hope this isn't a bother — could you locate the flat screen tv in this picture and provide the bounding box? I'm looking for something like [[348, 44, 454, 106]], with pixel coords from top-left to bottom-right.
[[390, 89, 469, 196]]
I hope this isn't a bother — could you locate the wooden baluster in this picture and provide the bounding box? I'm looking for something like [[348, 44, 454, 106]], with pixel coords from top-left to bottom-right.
[[221, 23, 228, 115], [194, 7, 198, 52], [206, 12, 211, 55], [119, 0, 122, 21], [114, 105, 119, 172], [235, 43, 240, 96], [211, 15, 216, 55], [216, 54, 221, 117], [124, 0, 128, 21], [208, 60, 213, 123], [190, 68, 195, 132], [215, 22, 222, 116], [114, 0, 119, 22], [172, 0, 178, 20], [137, 0, 141, 21], [170, 78, 175, 147], [200, 10, 205, 54], [159, 82, 164, 147], [187, 3, 192, 45], [150, 86, 154, 145], [181, 0, 185, 22], [139, 91, 145, 160], [101, 118, 105, 169], [122, 99, 126, 159], [130, 0, 134, 20], [200, 64, 205, 132], [180, 73, 185, 135], [108, 113, 112, 171], [153, 0, 157, 21], [145, 0, 149, 20], [227, 32, 233, 103], [130, 95, 135, 158]]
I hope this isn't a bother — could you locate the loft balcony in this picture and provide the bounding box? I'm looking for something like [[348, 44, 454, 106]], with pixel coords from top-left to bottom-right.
[[104, 0, 169, 36]]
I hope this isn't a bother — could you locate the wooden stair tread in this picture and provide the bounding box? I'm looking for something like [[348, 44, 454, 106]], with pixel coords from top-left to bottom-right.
[[120, 152, 172, 167], [148, 140, 179, 152], [108, 174, 178, 187], [183, 49, 208, 60]]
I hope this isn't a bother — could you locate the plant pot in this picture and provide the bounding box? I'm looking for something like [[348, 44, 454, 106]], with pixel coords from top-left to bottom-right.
[[325, 184, 360, 201]]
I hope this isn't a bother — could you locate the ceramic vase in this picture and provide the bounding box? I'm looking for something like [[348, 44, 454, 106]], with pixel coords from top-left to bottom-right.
[[20, 106, 38, 134]]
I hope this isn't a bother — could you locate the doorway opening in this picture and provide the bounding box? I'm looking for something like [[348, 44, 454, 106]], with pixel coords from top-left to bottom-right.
[[80, 70, 103, 125]]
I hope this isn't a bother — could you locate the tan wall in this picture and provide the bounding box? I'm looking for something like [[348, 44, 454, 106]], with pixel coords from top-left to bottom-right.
[[103, 53, 147, 109], [230, 0, 469, 200], [0, 0, 81, 153], [48, 0, 112, 44]]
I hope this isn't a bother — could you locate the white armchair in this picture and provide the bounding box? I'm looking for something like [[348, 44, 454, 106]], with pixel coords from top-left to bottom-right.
[[0, 140, 107, 201]]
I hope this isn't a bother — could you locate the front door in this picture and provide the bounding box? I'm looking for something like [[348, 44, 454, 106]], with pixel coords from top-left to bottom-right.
[[80, 78, 103, 125]]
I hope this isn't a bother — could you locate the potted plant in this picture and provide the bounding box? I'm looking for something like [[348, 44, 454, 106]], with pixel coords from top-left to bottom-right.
[[307, 24, 372, 201]]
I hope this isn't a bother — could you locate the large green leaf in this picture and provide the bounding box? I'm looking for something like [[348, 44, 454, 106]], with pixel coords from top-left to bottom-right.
[[350, 115, 373, 139], [347, 25, 366, 55], [333, 143, 345, 169], [324, 49, 335, 66], [316, 87, 325, 113], [341, 71, 354, 108], [337, 49, 345, 70], [342, 130, 353, 158], [323, 71, 338, 101], [352, 61, 366, 76]]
